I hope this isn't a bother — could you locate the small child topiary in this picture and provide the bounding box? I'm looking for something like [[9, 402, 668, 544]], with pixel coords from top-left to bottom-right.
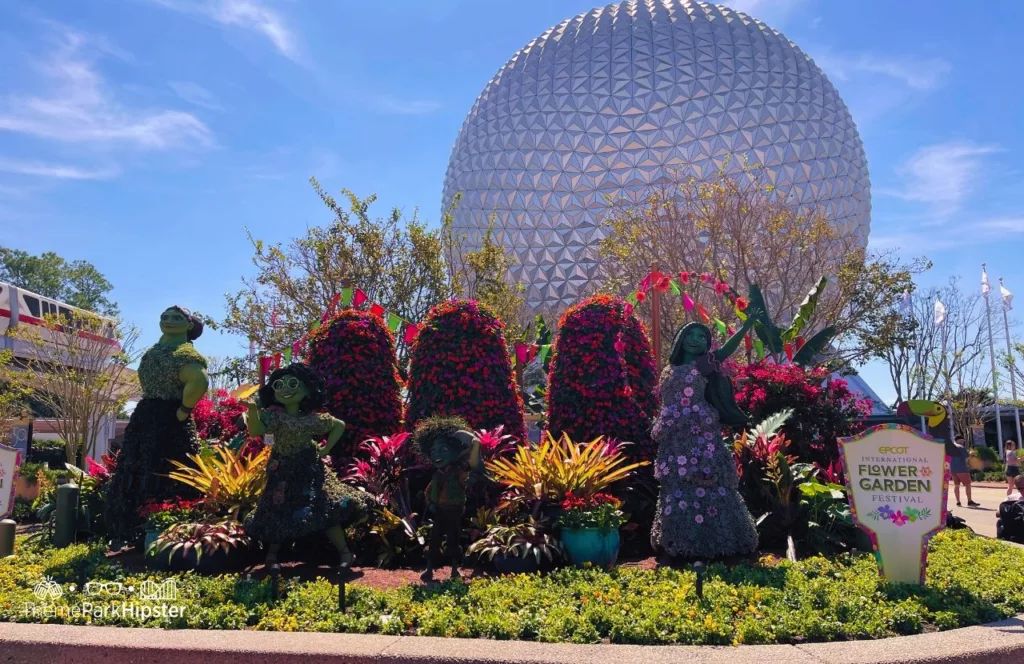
[[546, 294, 658, 461], [305, 309, 404, 467], [405, 299, 526, 441]]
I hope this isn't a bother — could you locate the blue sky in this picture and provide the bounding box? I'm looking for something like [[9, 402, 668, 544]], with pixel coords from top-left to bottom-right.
[[0, 0, 1022, 404]]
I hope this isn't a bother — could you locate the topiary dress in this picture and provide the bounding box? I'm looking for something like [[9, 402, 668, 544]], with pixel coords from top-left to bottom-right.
[[107, 342, 206, 536], [244, 409, 368, 544], [650, 363, 758, 559]]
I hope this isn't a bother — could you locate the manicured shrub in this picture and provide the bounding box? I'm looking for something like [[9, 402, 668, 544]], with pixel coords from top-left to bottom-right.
[[546, 294, 658, 461], [306, 309, 404, 466], [733, 361, 871, 481], [405, 299, 526, 441]]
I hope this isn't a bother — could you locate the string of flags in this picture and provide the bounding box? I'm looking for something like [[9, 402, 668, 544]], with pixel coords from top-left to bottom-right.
[[258, 286, 424, 376], [626, 269, 749, 335]]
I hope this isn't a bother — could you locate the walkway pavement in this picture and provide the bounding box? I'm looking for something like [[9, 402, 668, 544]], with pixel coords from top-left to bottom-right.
[[947, 483, 1022, 546], [2, 617, 1022, 663]]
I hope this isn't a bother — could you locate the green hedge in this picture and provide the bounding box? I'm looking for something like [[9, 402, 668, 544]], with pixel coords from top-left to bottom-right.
[[2, 530, 1022, 644]]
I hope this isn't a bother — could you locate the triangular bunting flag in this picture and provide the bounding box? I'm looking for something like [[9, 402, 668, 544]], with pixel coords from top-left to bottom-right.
[[714, 319, 727, 336], [340, 287, 354, 307], [682, 293, 695, 311], [403, 322, 420, 345], [639, 272, 653, 293], [386, 312, 403, 332], [292, 340, 302, 358], [369, 303, 386, 318], [669, 279, 681, 296], [626, 291, 638, 305], [283, 347, 292, 364], [273, 352, 282, 369], [538, 345, 551, 364], [515, 343, 528, 366], [697, 304, 711, 323], [754, 338, 765, 360], [353, 288, 368, 308]]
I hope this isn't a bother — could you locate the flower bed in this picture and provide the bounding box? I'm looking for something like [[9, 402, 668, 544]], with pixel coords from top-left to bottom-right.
[[3, 531, 1022, 645]]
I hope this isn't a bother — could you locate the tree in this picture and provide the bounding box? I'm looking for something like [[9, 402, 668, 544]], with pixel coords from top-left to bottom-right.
[[596, 167, 920, 366], [442, 205, 529, 342], [3, 311, 140, 462], [206, 355, 259, 392], [0, 350, 32, 446], [223, 179, 453, 360], [0, 247, 119, 316]]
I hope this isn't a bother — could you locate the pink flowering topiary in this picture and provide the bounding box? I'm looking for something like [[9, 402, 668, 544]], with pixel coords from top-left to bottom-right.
[[405, 299, 526, 441], [306, 309, 404, 467], [546, 294, 658, 461]]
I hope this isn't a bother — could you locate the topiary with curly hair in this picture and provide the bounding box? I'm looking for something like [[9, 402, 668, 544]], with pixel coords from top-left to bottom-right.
[[405, 299, 526, 440], [305, 308, 404, 468], [412, 415, 473, 461], [546, 294, 658, 461]]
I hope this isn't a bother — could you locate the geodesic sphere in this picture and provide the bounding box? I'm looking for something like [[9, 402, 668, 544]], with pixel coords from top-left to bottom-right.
[[442, 0, 870, 311]]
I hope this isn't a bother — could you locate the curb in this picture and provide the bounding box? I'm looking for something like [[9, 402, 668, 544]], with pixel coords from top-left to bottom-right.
[[1, 615, 1022, 664]]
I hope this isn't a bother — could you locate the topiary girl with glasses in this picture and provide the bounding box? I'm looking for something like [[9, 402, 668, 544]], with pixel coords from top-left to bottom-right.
[[107, 306, 209, 539], [240, 363, 369, 571]]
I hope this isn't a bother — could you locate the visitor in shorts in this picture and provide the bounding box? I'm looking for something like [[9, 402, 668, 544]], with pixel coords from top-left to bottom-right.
[[950, 436, 980, 507], [1005, 440, 1020, 497]]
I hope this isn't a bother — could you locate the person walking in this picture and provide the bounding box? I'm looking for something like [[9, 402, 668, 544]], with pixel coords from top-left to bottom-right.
[[1005, 440, 1020, 496], [950, 436, 980, 507]]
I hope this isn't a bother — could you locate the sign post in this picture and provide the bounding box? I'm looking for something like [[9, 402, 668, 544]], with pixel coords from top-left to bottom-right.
[[840, 425, 948, 584], [0, 443, 22, 519]]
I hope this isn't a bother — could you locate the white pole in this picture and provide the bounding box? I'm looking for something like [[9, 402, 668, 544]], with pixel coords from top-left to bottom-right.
[[1000, 277, 1023, 447], [984, 264, 1004, 456]]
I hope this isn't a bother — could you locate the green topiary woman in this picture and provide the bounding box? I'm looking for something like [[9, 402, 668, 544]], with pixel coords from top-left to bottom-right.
[[107, 306, 209, 538], [240, 363, 370, 571], [650, 319, 760, 561]]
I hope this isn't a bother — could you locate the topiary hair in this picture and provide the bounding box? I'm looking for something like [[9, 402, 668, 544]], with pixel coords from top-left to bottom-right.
[[413, 415, 472, 461]]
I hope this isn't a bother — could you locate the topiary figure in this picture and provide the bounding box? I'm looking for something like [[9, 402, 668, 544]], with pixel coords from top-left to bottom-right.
[[412, 415, 483, 582], [546, 294, 658, 461], [405, 299, 526, 441], [305, 309, 404, 468]]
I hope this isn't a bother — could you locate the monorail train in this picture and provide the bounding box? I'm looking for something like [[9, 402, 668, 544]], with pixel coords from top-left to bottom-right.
[[0, 281, 120, 353]]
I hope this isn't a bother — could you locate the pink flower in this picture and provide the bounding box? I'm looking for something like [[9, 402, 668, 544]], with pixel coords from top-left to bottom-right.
[[707, 506, 718, 517], [695, 488, 706, 498], [892, 511, 908, 526], [681, 397, 691, 407], [678, 466, 687, 476], [678, 500, 688, 509], [695, 514, 704, 524], [684, 386, 694, 397]]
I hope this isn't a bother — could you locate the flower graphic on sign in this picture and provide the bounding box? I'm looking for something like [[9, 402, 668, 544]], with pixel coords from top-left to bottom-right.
[[891, 511, 908, 526], [919, 466, 932, 477], [866, 504, 931, 527]]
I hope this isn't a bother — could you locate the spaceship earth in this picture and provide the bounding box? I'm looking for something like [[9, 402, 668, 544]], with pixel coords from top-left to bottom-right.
[[442, 0, 871, 311]]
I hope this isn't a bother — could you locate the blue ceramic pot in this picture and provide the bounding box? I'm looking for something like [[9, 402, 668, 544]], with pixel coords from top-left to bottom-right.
[[143, 529, 160, 554], [560, 527, 620, 567]]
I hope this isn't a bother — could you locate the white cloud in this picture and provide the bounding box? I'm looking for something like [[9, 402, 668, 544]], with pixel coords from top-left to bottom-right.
[[814, 52, 951, 91], [0, 157, 118, 180], [168, 81, 224, 111], [886, 142, 1000, 214], [147, 0, 301, 62], [0, 28, 213, 151]]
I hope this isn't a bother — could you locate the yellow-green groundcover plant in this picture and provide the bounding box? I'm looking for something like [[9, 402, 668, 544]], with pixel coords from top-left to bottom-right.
[[1, 530, 1022, 645]]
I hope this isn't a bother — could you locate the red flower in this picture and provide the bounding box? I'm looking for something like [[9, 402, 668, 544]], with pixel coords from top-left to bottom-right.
[[678, 271, 690, 284], [635, 291, 647, 303], [713, 281, 727, 296], [735, 297, 749, 311], [700, 273, 713, 283], [655, 276, 671, 292]]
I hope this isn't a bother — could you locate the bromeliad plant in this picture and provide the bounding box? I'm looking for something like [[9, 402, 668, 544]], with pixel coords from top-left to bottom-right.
[[557, 492, 626, 533], [466, 518, 562, 566], [166, 445, 271, 520], [147, 519, 253, 569], [486, 432, 648, 514]]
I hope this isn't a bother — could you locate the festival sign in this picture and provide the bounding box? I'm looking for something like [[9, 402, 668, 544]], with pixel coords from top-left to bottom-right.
[[0, 443, 22, 519], [839, 424, 948, 584]]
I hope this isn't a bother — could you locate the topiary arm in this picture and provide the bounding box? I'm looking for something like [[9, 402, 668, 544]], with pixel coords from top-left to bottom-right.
[[239, 400, 265, 437], [320, 417, 346, 458], [714, 310, 759, 364], [176, 363, 209, 421]]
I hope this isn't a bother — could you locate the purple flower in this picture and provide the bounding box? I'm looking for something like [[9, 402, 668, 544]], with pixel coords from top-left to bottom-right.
[[664, 504, 673, 515], [673, 489, 683, 498], [718, 487, 727, 496], [703, 449, 712, 458], [705, 417, 713, 425], [878, 505, 894, 518], [694, 501, 701, 509], [678, 455, 688, 465], [703, 466, 711, 475], [678, 500, 688, 509], [696, 488, 706, 498], [707, 506, 718, 517], [679, 466, 687, 476], [691, 425, 702, 435], [682, 407, 691, 416], [684, 387, 694, 397], [695, 514, 704, 524], [704, 432, 714, 440], [685, 375, 694, 383]]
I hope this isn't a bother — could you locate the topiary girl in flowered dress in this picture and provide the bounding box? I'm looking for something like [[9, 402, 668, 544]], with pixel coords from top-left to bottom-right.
[[651, 320, 759, 560]]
